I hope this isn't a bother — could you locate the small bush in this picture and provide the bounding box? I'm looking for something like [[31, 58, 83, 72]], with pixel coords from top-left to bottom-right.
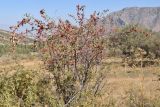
[[0, 70, 57, 107], [10, 5, 106, 106]]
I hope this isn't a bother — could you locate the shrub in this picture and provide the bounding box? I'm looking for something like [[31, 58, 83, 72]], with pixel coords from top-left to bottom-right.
[[10, 5, 106, 106], [0, 70, 57, 107]]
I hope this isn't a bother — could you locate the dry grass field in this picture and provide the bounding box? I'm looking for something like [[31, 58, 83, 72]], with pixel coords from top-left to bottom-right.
[[0, 54, 159, 107]]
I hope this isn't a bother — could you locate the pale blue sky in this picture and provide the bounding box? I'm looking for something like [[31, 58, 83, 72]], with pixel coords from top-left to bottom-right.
[[0, 0, 160, 30]]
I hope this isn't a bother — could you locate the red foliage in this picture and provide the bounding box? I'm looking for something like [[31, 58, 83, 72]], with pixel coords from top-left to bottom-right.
[[10, 5, 106, 104]]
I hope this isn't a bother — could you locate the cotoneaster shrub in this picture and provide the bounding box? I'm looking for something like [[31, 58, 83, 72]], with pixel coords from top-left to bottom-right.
[[10, 5, 107, 106]]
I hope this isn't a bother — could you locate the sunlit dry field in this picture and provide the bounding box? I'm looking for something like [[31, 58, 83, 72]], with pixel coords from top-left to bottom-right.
[[0, 54, 159, 107]]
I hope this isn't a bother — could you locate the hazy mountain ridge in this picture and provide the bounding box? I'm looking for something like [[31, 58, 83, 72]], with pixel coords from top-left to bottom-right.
[[102, 7, 160, 32]]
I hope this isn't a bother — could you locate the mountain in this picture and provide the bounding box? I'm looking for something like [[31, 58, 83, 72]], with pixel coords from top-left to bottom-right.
[[101, 7, 160, 32]]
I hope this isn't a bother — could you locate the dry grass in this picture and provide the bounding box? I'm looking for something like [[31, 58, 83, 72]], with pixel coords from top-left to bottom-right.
[[98, 57, 160, 106], [0, 55, 160, 106]]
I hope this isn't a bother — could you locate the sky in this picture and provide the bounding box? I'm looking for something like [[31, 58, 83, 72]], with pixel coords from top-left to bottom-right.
[[0, 0, 160, 30]]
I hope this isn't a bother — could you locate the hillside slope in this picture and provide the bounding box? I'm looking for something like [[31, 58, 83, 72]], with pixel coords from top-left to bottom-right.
[[0, 29, 33, 45], [0, 29, 12, 44], [101, 7, 160, 32]]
